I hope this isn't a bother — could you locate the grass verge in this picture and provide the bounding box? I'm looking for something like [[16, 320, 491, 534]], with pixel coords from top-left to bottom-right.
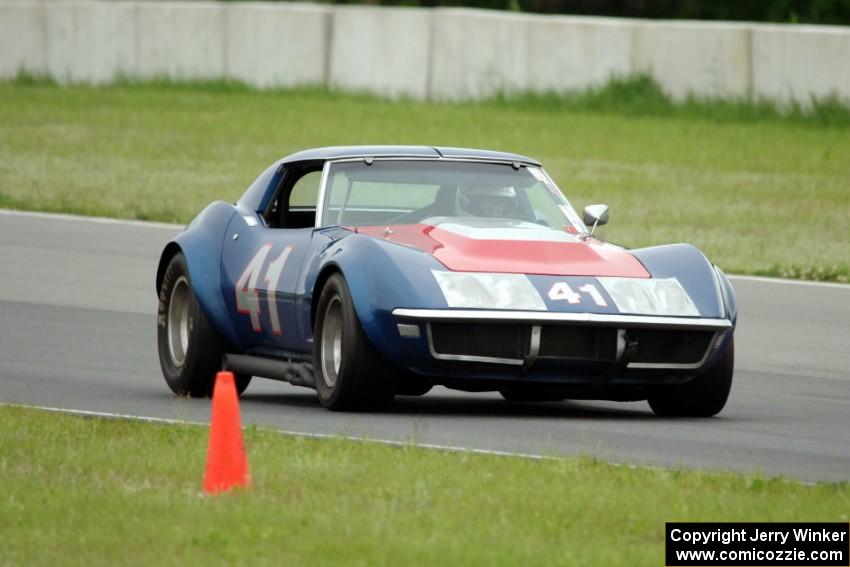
[[1, 405, 847, 565], [0, 76, 848, 281]]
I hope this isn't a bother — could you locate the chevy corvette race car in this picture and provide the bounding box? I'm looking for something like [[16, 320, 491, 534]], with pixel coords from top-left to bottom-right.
[[156, 146, 737, 416]]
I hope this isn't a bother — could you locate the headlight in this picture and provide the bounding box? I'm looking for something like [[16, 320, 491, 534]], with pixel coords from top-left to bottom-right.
[[432, 270, 546, 310], [597, 277, 699, 317]]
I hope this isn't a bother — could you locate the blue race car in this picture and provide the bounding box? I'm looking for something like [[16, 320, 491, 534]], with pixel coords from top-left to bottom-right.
[[156, 146, 737, 416]]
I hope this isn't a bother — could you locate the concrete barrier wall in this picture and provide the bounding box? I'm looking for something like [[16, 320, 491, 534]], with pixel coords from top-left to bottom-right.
[[527, 15, 633, 93], [136, 1, 225, 80], [329, 6, 431, 98], [430, 9, 531, 100], [752, 24, 850, 104], [634, 21, 752, 99], [0, 0, 46, 77], [226, 2, 329, 88], [47, 0, 136, 83], [1, 0, 849, 104]]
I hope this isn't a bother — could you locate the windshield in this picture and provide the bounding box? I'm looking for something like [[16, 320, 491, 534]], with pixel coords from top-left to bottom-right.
[[319, 160, 586, 233]]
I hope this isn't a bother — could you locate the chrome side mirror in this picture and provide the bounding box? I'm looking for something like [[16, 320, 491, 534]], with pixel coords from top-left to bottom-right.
[[583, 204, 609, 235]]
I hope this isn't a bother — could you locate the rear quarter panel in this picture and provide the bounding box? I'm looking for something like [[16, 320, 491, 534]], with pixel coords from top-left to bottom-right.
[[157, 201, 240, 348]]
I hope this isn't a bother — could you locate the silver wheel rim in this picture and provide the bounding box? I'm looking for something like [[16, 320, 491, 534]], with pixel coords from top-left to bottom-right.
[[167, 276, 191, 367], [320, 297, 343, 389]]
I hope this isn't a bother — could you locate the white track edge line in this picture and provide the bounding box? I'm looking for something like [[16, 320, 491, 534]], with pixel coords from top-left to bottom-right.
[[2, 208, 845, 290], [726, 274, 849, 289], [0, 208, 183, 230], [0, 403, 550, 461], [1, 402, 816, 486]]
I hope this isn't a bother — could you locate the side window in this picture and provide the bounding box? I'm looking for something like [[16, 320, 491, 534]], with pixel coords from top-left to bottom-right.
[[290, 170, 322, 208], [266, 168, 323, 229]]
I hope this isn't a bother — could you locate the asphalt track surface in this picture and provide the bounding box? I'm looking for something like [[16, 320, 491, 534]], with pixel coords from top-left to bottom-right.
[[1, 209, 848, 482]]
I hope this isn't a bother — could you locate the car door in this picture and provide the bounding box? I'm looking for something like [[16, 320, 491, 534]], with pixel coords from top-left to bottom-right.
[[220, 168, 322, 355]]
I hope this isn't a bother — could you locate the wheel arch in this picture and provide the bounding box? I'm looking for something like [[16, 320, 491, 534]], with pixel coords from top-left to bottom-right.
[[155, 202, 241, 349], [308, 235, 446, 367], [156, 242, 183, 293], [311, 263, 343, 329]]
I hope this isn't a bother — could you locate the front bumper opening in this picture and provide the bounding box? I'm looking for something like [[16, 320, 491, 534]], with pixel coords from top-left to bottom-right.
[[426, 321, 717, 369], [429, 322, 530, 365]]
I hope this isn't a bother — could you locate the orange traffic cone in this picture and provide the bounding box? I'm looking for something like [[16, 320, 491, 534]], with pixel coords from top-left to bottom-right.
[[203, 371, 250, 494]]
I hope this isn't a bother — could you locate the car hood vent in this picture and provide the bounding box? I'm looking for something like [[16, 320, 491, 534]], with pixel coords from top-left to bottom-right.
[[355, 222, 650, 278]]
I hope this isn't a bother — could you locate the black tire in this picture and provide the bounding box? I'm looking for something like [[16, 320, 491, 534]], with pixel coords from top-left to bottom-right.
[[157, 252, 251, 397], [313, 273, 395, 411], [647, 337, 734, 417]]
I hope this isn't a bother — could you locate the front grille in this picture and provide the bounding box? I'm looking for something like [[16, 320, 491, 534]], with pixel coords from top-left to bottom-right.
[[427, 322, 716, 367], [430, 323, 528, 361], [538, 326, 617, 361]]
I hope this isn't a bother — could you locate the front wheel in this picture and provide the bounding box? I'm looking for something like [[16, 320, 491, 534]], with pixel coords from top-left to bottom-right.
[[157, 252, 251, 397], [313, 273, 395, 411], [647, 337, 734, 417]]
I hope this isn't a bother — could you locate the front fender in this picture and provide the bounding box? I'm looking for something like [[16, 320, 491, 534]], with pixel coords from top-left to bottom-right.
[[714, 266, 737, 325], [156, 201, 240, 348], [631, 243, 737, 367], [630, 243, 727, 320], [313, 233, 446, 366]]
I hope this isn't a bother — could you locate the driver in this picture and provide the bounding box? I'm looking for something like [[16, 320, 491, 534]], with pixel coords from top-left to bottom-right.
[[458, 186, 518, 218]]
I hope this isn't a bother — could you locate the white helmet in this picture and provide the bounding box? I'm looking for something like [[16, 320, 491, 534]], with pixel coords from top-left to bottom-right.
[[458, 186, 518, 217]]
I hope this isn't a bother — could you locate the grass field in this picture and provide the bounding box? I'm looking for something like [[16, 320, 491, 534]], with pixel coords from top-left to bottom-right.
[[1, 405, 847, 566], [0, 78, 848, 281]]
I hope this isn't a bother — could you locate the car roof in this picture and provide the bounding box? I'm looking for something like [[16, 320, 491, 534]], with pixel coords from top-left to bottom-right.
[[280, 145, 541, 166]]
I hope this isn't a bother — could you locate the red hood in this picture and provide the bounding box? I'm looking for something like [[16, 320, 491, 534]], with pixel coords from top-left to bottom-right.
[[354, 223, 649, 277]]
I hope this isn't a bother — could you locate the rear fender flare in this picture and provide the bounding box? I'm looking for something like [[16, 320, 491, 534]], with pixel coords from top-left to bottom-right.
[[155, 201, 240, 348]]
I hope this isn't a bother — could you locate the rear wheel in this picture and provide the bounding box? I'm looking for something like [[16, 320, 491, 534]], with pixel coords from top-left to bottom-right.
[[157, 252, 251, 397], [648, 337, 734, 417], [313, 273, 395, 411]]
